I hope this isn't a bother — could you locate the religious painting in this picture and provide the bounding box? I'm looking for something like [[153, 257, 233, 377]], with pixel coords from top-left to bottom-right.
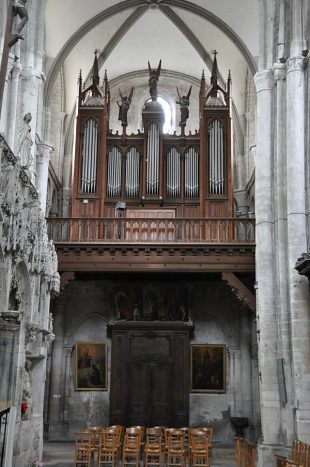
[[191, 344, 226, 393], [112, 284, 190, 321], [75, 342, 107, 391]]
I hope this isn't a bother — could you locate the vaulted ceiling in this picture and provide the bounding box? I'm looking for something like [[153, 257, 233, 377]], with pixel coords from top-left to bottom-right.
[[45, 0, 259, 116]]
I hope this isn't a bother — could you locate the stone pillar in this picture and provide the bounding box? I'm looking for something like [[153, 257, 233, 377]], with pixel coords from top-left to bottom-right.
[[48, 297, 66, 439], [229, 348, 242, 417], [286, 54, 310, 441], [273, 63, 295, 442], [36, 141, 53, 214], [254, 69, 280, 466], [240, 313, 253, 424]]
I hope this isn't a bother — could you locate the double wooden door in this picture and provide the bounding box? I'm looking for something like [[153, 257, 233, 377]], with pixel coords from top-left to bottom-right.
[[109, 322, 191, 427], [127, 359, 172, 426]]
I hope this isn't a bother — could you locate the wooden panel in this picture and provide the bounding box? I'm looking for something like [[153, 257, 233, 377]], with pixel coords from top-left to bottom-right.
[[126, 209, 175, 218], [128, 362, 149, 426], [149, 363, 171, 426], [173, 333, 190, 427]]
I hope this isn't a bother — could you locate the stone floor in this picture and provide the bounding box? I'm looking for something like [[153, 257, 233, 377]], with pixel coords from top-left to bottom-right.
[[42, 442, 237, 466]]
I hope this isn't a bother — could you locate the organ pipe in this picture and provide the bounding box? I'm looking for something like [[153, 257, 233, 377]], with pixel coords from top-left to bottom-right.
[[125, 147, 140, 197], [185, 147, 199, 198], [80, 118, 98, 193], [208, 119, 225, 194], [107, 147, 122, 197], [146, 123, 160, 195], [166, 148, 180, 197]]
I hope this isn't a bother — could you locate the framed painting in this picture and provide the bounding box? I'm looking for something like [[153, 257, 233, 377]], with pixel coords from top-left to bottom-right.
[[75, 342, 107, 390], [191, 344, 226, 393]]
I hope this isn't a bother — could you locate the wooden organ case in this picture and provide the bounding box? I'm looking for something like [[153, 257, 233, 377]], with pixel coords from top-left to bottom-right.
[[69, 53, 236, 426], [71, 53, 234, 236]]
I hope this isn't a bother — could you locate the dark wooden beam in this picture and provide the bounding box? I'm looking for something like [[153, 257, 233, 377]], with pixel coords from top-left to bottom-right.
[[54, 243, 255, 273], [221, 272, 256, 312]]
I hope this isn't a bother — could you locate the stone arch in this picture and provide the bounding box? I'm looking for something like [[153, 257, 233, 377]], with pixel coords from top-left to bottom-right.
[[44, 0, 257, 106], [192, 311, 234, 348], [67, 312, 108, 346]]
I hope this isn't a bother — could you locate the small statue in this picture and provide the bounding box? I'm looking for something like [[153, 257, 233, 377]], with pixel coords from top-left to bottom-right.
[[21, 359, 32, 420], [16, 112, 33, 169], [176, 86, 192, 128], [148, 60, 161, 101], [117, 87, 134, 126], [13, 0, 29, 36]]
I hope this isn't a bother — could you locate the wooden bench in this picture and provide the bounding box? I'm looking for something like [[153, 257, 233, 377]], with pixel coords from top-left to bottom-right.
[[234, 436, 256, 467], [276, 440, 310, 467]]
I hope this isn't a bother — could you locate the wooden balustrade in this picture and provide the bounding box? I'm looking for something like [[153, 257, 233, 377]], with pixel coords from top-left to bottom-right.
[[47, 217, 255, 243]]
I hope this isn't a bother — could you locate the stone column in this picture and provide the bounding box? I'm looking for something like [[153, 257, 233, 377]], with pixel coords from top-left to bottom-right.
[[254, 69, 280, 466], [48, 297, 66, 439], [240, 313, 253, 423], [286, 54, 310, 441], [273, 63, 295, 441], [229, 348, 242, 417], [36, 141, 53, 214]]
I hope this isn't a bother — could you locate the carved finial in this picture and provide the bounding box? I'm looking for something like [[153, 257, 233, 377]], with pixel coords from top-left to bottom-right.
[[78, 69, 83, 97], [104, 69, 109, 95], [200, 70, 206, 96], [211, 50, 219, 87], [227, 69, 232, 97], [92, 49, 100, 86]]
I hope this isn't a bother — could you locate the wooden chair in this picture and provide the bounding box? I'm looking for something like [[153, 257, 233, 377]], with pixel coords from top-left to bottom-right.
[[144, 428, 163, 467], [281, 441, 310, 467], [190, 429, 210, 467], [98, 428, 119, 467], [234, 436, 243, 465], [195, 427, 213, 457], [244, 440, 256, 467], [276, 440, 303, 467], [110, 425, 125, 456], [235, 437, 256, 467], [166, 428, 185, 467], [75, 431, 94, 467], [122, 429, 142, 467], [179, 428, 189, 462]]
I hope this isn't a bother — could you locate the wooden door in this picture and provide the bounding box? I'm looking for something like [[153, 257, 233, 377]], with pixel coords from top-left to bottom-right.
[[109, 322, 191, 427], [127, 360, 171, 427]]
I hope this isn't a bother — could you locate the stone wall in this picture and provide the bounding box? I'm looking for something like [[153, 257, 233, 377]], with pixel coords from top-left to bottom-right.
[[0, 135, 59, 466], [47, 274, 257, 443]]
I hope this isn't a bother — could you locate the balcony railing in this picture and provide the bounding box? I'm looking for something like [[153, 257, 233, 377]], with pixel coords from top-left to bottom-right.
[[47, 217, 255, 243]]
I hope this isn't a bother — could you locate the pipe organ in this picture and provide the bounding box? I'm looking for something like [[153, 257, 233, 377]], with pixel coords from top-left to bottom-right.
[[71, 53, 233, 221]]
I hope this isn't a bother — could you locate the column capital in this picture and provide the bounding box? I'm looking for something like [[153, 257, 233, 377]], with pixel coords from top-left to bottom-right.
[[36, 141, 54, 163], [286, 56, 305, 74], [254, 69, 274, 93], [273, 63, 286, 82]]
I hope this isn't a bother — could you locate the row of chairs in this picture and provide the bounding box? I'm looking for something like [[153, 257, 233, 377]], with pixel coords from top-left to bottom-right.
[[75, 425, 213, 467]]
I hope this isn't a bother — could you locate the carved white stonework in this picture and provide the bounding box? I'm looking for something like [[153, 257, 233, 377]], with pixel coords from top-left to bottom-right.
[[25, 323, 39, 346], [36, 139, 54, 213]]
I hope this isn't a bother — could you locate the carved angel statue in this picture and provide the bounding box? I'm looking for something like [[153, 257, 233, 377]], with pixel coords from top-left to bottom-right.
[[16, 112, 33, 169], [117, 87, 134, 126], [176, 86, 192, 127], [148, 60, 161, 100], [13, 0, 29, 36]]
